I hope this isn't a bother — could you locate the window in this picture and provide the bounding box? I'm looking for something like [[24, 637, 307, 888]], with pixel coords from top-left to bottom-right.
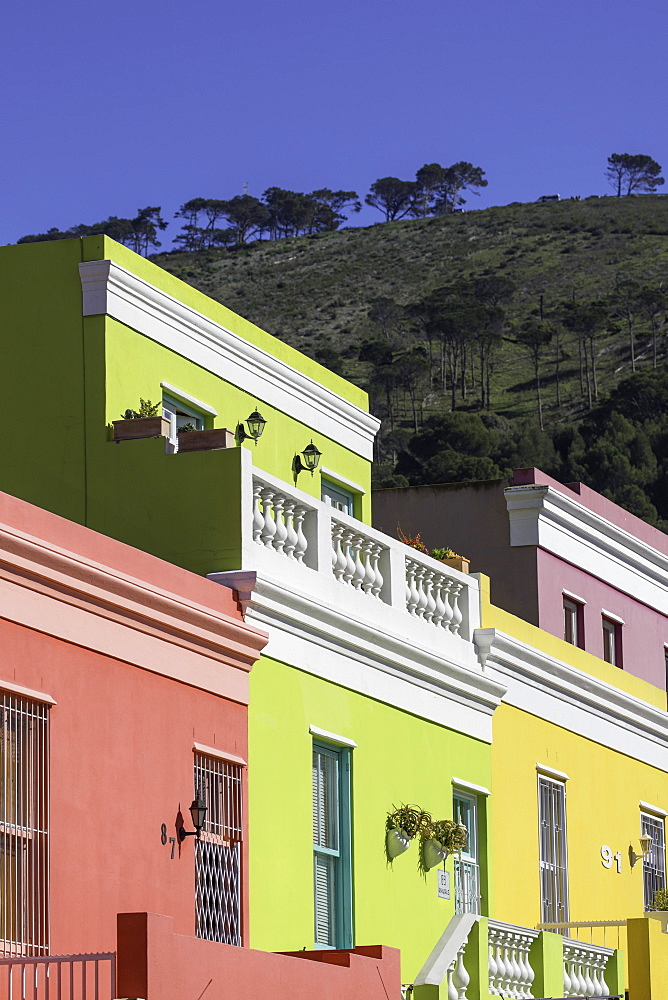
[[453, 791, 480, 914], [563, 597, 583, 648], [0, 693, 49, 956], [312, 743, 352, 948], [162, 393, 205, 435], [538, 776, 569, 924], [321, 481, 355, 516], [602, 616, 622, 667], [194, 754, 243, 946], [641, 812, 666, 911]]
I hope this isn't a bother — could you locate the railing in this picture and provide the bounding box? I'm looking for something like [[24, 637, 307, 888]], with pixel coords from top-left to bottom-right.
[[0, 952, 116, 1000], [537, 920, 626, 950], [487, 920, 538, 998], [562, 939, 614, 998], [251, 472, 477, 640]]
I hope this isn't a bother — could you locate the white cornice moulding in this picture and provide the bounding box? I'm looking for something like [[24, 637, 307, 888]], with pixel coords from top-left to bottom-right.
[[161, 381, 218, 415], [193, 742, 247, 766], [79, 260, 380, 461], [639, 800, 667, 818], [452, 778, 491, 797], [319, 467, 367, 496], [475, 627, 668, 771], [309, 726, 358, 748], [536, 764, 570, 782], [504, 485, 668, 615], [210, 569, 506, 744]]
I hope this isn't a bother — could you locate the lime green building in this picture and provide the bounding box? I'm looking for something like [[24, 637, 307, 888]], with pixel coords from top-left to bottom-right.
[[1, 236, 666, 998]]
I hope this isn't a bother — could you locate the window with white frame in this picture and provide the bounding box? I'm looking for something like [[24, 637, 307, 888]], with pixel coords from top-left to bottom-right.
[[641, 812, 666, 911], [194, 754, 243, 946], [321, 481, 355, 516], [0, 693, 49, 956], [453, 790, 480, 914], [538, 775, 569, 924], [602, 616, 622, 667], [312, 742, 352, 949], [563, 597, 583, 648], [162, 393, 206, 436]]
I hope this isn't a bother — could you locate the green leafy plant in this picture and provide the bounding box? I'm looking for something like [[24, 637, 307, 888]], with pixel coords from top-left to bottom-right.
[[120, 398, 160, 419], [652, 888, 668, 910], [430, 547, 461, 560], [397, 525, 428, 554], [386, 804, 431, 840], [418, 817, 468, 875], [178, 422, 197, 433]]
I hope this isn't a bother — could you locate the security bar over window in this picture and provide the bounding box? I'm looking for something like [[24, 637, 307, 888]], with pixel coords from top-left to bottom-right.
[[194, 754, 243, 946], [0, 693, 49, 956], [538, 775, 569, 924], [641, 812, 666, 911]]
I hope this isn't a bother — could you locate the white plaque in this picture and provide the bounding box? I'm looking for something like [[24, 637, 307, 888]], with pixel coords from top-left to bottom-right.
[[437, 870, 450, 899]]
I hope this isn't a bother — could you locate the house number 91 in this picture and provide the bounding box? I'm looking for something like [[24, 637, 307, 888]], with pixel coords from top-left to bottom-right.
[[601, 845, 622, 872]]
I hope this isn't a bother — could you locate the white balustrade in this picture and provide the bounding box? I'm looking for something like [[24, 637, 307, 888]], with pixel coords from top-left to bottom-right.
[[562, 939, 613, 998], [250, 473, 476, 639], [405, 556, 465, 633], [447, 943, 470, 1000], [488, 921, 538, 999]]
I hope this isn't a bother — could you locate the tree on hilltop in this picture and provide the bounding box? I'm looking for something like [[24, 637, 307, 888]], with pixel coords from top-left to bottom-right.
[[365, 177, 418, 221], [606, 154, 664, 197]]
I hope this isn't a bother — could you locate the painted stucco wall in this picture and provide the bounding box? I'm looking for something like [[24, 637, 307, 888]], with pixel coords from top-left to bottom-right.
[[247, 653, 492, 981], [536, 547, 668, 691]]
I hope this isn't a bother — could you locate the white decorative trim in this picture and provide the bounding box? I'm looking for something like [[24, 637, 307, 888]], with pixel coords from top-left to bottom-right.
[[536, 764, 570, 782], [452, 778, 491, 797], [320, 467, 366, 496], [80, 260, 380, 461], [562, 590, 586, 605], [193, 742, 247, 766], [414, 912, 479, 986], [601, 609, 625, 626], [475, 628, 668, 770], [309, 726, 358, 748], [210, 569, 505, 744], [161, 381, 218, 416], [0, 680, 56, 706], [505, 485, 668, 615], [639, 800, 667, 818]]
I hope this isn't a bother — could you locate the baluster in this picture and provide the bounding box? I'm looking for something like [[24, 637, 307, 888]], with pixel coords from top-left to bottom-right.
[[488, 938, 499, 996], [449, 581, 464, 633], [293, 504, 308, 562], [440, 579, 454, 629], [361, 539, 376, 594], [260, 488, 276, 548], [406, 559, 419, 615], [342, 529, 356, 586], [582, 952, 596, 997], [272, 494, 287, 553], [252, 482, 265, 543], [598, 953, 610, 996], [446, 966, 458, 1000], [422, 569, 437, 622], [370, 543, 384, 599], [414, 564, 428, 619], [282, 499, 297, 559], [572, 951, 586, 996], [351, 533, 365, 590], [562, 949, 573, 997], [332, 522, 346, 580], [432, 573, 446, 627], [452, 945, 470, 1000], [522, 935, 535, 998]]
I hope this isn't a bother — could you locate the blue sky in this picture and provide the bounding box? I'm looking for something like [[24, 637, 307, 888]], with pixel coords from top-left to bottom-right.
[[2, 0, 666, 248]]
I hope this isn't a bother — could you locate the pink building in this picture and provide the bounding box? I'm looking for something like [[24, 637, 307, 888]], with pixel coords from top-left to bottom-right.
[[373, 468, 668, 692], [0, 490, 400, 1000]]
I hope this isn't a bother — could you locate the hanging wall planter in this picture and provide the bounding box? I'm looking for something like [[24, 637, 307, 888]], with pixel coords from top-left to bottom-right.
[[386, 828, 411, 859], [419, 818, 468, 875], [421, 838, 447, 871], [385, 804, 430, 864]]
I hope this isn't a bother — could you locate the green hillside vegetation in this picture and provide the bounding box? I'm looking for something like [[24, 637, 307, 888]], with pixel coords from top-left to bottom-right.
[[150, 195, 668, 529]]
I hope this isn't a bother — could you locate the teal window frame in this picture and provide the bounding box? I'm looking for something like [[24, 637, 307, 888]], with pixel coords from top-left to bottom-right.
[[312, 741, 353, 949], [321, 480, 356, 517], [162, 392, 207, 431]]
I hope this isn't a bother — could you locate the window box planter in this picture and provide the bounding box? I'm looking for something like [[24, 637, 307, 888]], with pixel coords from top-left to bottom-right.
[[439, 556, 470, 574], [113, 416, 170, 441], [177, 427, 235, 452]]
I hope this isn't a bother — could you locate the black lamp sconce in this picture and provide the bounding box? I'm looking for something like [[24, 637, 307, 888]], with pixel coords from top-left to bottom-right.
[[237, 408, 267, 444], [294, 441, 322, 476], [179, 794, 207, 842]]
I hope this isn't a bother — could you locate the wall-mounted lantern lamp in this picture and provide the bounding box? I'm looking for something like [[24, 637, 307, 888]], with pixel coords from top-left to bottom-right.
[[179, 794, 207, 842], [237, 408, 267, 444], [294, 441, 322, 476], [630, 833, 653, 867]]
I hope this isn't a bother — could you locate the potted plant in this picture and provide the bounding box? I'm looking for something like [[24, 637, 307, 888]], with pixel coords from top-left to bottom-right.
[[430, 547, 470, 575], [177, 425, 236, 452], [113, 399, 170, 442], [397, 526, 429, 554], [419, 817, 468, 874], [385, 804, 430, 861], [651, 888, 668, 911]]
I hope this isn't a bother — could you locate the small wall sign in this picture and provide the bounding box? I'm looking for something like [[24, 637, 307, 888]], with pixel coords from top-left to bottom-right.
[[437, 870, 451, 899]]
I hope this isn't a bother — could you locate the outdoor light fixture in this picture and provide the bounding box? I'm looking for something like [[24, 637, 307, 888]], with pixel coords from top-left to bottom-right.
[[179, 794, 207, 842], [237, 408, 267, 444], [294, 441, 322, 476], [630, 834, 653, 867]]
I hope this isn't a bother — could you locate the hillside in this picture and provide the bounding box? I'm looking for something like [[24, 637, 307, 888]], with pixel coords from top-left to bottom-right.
[[152, 196, 668, 527]]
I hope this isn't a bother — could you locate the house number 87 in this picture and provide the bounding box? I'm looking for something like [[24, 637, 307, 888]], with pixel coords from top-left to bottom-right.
[[601, 845, 622, 872]]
